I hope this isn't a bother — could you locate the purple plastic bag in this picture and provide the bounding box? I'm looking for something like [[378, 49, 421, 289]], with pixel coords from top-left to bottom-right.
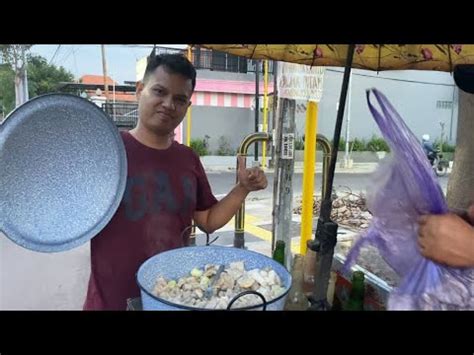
[[343, 88, 474, 310]]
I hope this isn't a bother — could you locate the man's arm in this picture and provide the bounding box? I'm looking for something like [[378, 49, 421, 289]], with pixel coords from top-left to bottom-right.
[[194, 156, 267, 233]]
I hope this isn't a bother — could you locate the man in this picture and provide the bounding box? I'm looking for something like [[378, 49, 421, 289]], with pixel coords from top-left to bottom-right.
[[421, 134, 436, 164], [84, 54, 267, 310], [418, 204, 474, 268]]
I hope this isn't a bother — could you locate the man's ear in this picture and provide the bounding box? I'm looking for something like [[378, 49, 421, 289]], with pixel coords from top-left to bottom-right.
[[136, 81, 144, 100]]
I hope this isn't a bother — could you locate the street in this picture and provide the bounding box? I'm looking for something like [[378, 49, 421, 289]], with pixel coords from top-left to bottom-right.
[[207, 171, 449, 198]]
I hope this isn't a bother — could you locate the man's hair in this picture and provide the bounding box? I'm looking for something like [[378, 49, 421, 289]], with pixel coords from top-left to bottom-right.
[[143, 53, 196, 91]]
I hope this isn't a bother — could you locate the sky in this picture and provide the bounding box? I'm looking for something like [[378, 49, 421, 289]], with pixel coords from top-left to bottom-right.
[[30, 45, 187, 84], [30, 44, 456, 86]]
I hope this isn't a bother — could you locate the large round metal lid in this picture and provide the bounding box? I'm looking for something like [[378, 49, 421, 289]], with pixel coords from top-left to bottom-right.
[[0, 94, 127, 252]]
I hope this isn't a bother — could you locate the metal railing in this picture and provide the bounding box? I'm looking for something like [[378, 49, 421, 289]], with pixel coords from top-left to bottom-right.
[[153, 46, 274, 75], [102, 102, 138, 128]]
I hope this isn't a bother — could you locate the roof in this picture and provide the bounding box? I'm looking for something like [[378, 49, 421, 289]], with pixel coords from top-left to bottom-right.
[[80, 75, 117, 85], [87, 91, 136, 102], [57, 82, 136, 93]]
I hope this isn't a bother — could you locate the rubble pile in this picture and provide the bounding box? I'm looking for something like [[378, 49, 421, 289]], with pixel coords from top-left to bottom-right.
[[294, 188, 372, 230]]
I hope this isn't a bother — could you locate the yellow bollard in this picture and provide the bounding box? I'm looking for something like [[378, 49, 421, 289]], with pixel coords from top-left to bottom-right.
[[300, 101, 318, 255], [186, 46, 192, 147], [186, 108, 192, 147], [262, 60, 269, 168]]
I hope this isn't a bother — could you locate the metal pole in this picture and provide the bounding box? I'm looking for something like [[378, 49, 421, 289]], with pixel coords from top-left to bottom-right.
[[273, 98, 296, 268], [23, 48, 29, 102], [344, 72, 352, 166], [440, 121, 445, 154], [101, 45, 109, 103], [299, 101, 318, 255], [113, 77, 116, 121], [449, 85, 456, 142], [270, 61, 279, 251], [262, 60, 269, 168], [308, 44, 355, 310], [316, 134, 332, 199], [254, 60, 260, 162], [234, 132, 272, 248], [269, 61, 278, 169], [323, 45, 355, 211]]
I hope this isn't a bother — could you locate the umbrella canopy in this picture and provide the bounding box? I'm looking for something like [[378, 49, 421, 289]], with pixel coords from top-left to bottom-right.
[[200, 44, 473, 72]]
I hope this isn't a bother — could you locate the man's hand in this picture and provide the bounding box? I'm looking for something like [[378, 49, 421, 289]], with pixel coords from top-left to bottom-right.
[[418, 210, 474, 268], [237, 155, 268, 192]]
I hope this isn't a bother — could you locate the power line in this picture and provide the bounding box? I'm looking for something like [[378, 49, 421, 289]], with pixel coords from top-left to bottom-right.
[[55, 46, 74, 68], [48, 45, 61, 65], [326, 68, 455, 87]]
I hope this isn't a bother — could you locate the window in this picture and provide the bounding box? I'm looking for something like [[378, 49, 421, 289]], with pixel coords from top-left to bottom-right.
[[436, 100, 453, 109], [211, 51, 226, 71]]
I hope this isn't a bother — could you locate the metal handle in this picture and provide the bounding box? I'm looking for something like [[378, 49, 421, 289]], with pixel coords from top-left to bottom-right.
[[181, 225, 219, 246], [226, 290, 268, 311]]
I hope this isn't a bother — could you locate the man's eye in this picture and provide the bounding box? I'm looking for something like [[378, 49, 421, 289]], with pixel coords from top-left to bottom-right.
[[154, 89, 164, 95]]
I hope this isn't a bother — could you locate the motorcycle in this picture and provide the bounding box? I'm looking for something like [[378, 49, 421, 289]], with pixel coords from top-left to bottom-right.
[[428, 150, 449, 177]]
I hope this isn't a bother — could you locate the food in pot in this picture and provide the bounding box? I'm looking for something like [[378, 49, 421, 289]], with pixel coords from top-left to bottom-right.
[[152, 261, 286, 309]]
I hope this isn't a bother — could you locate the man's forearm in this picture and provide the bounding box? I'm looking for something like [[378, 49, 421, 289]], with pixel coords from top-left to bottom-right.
[[202, 184, 249, 233]]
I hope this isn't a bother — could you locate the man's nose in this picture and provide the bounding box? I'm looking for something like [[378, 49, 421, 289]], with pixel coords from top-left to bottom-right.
[[162, 95, 175, 110]]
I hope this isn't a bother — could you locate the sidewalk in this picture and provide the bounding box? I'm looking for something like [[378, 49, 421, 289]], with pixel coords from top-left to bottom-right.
[[201, 156, 454, 174], [201, 156, 379, 174]]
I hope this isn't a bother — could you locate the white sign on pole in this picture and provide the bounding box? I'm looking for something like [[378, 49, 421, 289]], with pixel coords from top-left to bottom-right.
[[277, 62, 325, 102], [281, 133, 295, 160]]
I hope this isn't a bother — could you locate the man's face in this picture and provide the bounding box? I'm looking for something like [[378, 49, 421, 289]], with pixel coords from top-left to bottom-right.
[[136, 66, 193, 136]]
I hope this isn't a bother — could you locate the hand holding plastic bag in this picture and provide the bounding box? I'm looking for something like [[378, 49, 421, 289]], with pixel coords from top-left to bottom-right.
[[343, 88, 474, 310]]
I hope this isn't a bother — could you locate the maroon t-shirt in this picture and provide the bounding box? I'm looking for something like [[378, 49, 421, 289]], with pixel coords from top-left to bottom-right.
[[83, 131, 218, 310]]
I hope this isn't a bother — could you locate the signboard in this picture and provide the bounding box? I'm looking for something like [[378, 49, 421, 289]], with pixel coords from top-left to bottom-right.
[[281, 133, 295, 160], [277, 63, 325, 102]]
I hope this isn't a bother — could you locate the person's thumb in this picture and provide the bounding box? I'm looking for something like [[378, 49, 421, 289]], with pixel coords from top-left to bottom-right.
[[237, 155, 247, 173]]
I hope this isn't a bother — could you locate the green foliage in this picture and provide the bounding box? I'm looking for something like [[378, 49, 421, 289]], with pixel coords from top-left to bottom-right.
[[26, 54, 74, 98], [332, 137, 346, 151], [0, 51, 74, 116], [216, 136, 235, 156], [434, 138, 456, 153], [0, 65, 15, 116], [294, 138, 305, 150], [351, 138, 368, 151], [367, 135, 390, 152], [190, 138, 209, 156]]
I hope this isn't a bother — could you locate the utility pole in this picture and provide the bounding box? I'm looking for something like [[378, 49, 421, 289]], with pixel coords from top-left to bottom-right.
[[101, 45, 110, 103], [254, 60, 260, 162], [440, 121, 446, 154], [343, 72, 352, 167], [272, 98, 296, 267]]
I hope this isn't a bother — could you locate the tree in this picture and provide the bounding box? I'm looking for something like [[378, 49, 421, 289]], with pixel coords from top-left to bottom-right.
[[0, 63, 15, 117], [0, 51, 75, 116], [0, 45, 32, 107], [26, 55, 74, 98], [446, 89, 474, 210]]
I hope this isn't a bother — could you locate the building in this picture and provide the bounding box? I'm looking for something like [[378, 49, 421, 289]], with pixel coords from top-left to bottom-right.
[[58, 46, 459, 154], [145, 47, 459, 152]]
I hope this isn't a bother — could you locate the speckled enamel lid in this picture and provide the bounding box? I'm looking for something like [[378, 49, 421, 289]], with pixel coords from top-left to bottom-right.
[[0, 94, 127, 252]]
